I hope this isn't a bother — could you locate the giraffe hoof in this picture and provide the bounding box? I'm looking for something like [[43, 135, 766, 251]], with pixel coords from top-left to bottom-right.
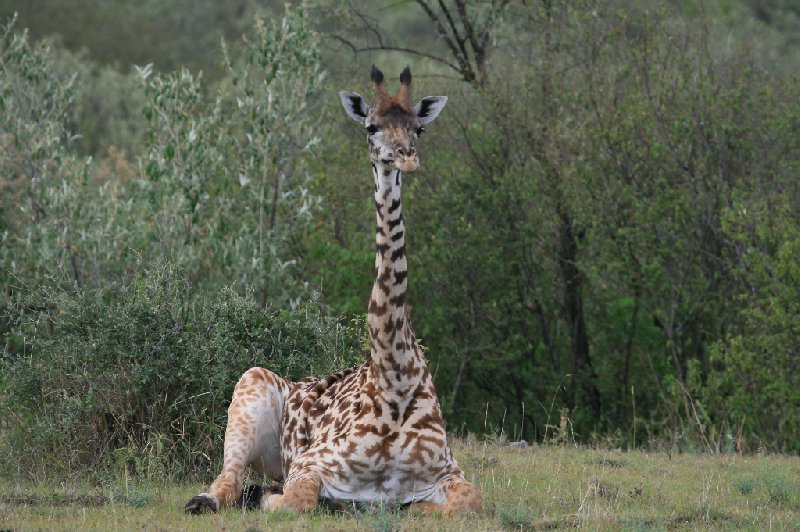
[[263, 493, 284, 512], [184, 493, 218, 514]]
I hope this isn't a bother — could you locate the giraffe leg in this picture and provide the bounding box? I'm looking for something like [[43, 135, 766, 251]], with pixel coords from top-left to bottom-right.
[[443, 480, 482, 516], [407, 501, 445, 514], [261, 475, 321, 513], [408, 479, 482, 516], [185, 367, 291, 514]]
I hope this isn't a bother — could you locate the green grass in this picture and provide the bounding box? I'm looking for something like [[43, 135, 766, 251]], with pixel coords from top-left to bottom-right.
[[2, 441, 799, 530]]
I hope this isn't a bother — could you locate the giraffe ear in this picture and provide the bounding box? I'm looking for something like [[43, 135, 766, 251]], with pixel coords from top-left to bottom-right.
[[339, 91, 371, 123], [414, 96, 448, 125]]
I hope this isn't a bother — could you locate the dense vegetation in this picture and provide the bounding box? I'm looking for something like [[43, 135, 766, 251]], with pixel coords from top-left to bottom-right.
[[1, 0, 798, 479]]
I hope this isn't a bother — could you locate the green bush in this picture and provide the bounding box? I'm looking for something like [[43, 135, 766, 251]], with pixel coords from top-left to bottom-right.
[[53, 46, 145, 157], [764, 473, 794, 506], [2, 259, 363, 478], [0, 6, 358, 480], [701, 204, 800, 453], [733, 477, 756, 496]]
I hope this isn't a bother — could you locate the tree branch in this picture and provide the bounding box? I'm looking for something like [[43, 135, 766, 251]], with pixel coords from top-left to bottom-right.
[[148, 321, 182, 358], [329, 35, 462, 73], [454, 0, 480, 56], [414, 0, 474, 81], [353, 9, 386, 48], [438, 0, 469, 59]]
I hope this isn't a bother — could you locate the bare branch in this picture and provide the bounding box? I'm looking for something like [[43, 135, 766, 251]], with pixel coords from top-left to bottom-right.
[[148, 321, 182, 358], [353, 9, 386, 48], [414, 0, 473, 80], [330, 34, 358, 55], [332, 0, 512, 87], [454, 0, 480, 56], [361, 46, 463, 71], [438, 0, 469, 59]]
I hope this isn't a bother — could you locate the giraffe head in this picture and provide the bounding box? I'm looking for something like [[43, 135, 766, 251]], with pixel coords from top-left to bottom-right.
[[339, 65, 447, 174]]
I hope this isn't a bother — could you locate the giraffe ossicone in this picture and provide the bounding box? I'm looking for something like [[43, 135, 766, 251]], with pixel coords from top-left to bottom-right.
[[185, 66, 481, 517]]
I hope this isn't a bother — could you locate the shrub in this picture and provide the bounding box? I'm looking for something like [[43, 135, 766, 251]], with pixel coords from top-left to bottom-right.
[[733, 477, 756, 496], [496, 504, 536, 530], [763, 472, 795, 506], [1, 259, 363, 478], [0, 7, 345, 479]]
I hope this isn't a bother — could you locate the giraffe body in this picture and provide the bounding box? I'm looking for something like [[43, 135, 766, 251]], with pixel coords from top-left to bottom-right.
[[185, 66, 480, 516], [278, 361, 459, 506]]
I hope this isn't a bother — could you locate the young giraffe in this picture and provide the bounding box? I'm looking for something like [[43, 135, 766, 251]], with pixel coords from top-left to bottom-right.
[[185, 65, 481, 516]]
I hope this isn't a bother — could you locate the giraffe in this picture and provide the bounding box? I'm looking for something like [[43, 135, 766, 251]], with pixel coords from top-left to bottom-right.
[[185, 65, 481, 516]]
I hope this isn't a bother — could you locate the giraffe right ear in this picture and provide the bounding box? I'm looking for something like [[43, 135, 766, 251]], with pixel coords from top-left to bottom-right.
[[339, 91, 371, 124], [414, 96, 448, 125]]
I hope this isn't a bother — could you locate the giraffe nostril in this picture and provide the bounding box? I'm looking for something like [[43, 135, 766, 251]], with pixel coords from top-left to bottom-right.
[[396, 147, 415, 157]]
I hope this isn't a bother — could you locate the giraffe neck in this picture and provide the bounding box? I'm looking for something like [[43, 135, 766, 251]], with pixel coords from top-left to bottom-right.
[[367, 161, 422, 397]]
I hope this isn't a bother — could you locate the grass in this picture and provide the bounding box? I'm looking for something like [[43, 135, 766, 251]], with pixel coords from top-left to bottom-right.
[[1, 440, 799, 530]]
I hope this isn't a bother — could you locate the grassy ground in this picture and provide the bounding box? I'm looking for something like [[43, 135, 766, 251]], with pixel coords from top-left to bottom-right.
[[1, 440, 799, 530]]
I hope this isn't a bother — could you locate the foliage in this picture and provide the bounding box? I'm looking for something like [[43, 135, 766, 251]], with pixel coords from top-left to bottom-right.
[[0, 6, 354, 478], [53, 47, 146, 157], [390, 2, 800, 451], [0, 0, 260, 79], [702, 205, 800, 452], [135, 8, 325, 306], [0, 14, 83, 349], [2, 259, 362, 478]]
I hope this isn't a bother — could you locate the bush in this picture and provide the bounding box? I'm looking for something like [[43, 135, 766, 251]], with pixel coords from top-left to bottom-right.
[[1, 259, 363, 478], [701, 206, 800, 453], [0, 5, 361, 481], [733, 477, 756, 496], [53, 46, 145, 157]]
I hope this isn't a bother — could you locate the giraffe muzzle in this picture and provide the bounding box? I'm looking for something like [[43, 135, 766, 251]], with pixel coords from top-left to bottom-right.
[[394, 147, 419, 173]]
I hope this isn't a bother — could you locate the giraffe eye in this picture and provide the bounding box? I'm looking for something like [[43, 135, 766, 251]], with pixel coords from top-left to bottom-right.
[[366, 124, 378, 135], [415, 126, 425, 137]]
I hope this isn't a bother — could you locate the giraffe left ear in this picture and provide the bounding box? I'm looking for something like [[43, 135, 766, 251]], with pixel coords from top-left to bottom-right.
[[414, 96, 448, 125], [339, 91, 371, 124]]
